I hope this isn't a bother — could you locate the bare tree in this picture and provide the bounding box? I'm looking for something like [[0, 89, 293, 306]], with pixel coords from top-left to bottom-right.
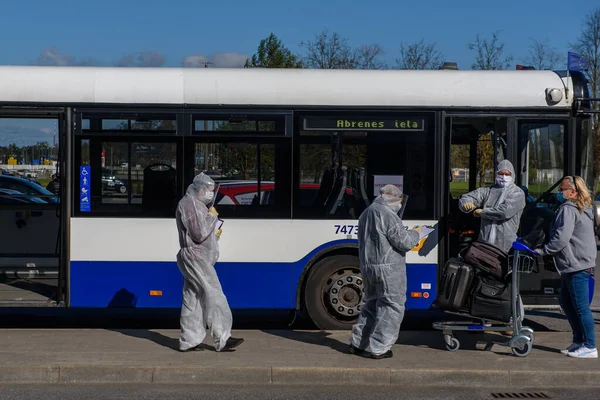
[[571, 7, 600, 190], [301, 30, 355, 69], [396, 40, 444, 70], [357, 44, 386, 69], [525, 38, 562, 70], [468, 31, 514, 70], [301, 29, 386, 69]]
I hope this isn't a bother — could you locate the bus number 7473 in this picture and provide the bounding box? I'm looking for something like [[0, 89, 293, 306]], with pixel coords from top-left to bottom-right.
[[334, 225, 359, 235]]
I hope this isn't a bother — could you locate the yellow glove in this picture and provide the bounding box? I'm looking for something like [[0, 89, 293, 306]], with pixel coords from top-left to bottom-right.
[[473, 209, 483, 217], [215, 228, 222, 239], [462, 202, 476, 212], [208, 207, 218, 217]]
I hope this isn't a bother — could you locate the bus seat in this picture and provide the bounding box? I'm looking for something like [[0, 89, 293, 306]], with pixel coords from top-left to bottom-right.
[[142, 164, 177, 216]]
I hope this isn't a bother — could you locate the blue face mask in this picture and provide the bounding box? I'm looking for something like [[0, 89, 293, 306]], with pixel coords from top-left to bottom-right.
[[556, 192, 566, 203]]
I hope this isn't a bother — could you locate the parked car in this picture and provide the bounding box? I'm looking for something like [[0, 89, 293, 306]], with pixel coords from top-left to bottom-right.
[[0, 175, 58, 204], [102, 169, 128, 194], [0, 188, 48, 204]]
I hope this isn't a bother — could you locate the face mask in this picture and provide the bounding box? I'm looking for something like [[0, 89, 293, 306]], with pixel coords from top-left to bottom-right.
[[556, 192, 566, 203], [203, 191, 214, 204], [390, 202, 402, 213], [496, 174, 513, 187]]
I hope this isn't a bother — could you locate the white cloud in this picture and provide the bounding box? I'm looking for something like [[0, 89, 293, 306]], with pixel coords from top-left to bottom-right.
[[34, 47, 75, 66], [32, 47, 103, 67], [183, 54, 210, 68], [183, 52, 249, 68], [116, 51, 166, 67], [211, 52, 248, 68]]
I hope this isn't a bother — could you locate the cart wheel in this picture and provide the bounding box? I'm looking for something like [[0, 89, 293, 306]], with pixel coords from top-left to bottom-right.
[[445, 337, 460, 352], [522, 331, 534, 343], [512, 341, 532, 357]]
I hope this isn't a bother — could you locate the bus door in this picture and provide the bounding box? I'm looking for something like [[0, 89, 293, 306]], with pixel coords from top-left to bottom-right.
[[0, 111, 64, 306], [69, 112, 182, 307], [516, 118, 569, 307], [446, 115, 509, 259]]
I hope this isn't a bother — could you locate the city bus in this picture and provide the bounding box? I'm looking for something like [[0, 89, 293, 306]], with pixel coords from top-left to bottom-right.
[[0, 65, 594, 329]]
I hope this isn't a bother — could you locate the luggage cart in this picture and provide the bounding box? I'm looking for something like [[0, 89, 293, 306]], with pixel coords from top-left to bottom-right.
[[433, 240, 538, 357]]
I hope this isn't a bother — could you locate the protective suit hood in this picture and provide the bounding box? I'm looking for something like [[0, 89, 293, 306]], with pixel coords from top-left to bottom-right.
[[495, 160, 516, 187], [377, 184, 404, 213], [186, 172, 216, 205]]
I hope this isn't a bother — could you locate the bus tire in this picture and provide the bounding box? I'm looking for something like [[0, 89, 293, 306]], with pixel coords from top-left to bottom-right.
[[304, 255, 363, 330]]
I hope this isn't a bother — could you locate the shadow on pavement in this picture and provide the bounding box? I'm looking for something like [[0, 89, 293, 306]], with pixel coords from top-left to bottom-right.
[[262, 330, 351, 354], [107, 329, 180, 351], [262, 329, 452, 353]]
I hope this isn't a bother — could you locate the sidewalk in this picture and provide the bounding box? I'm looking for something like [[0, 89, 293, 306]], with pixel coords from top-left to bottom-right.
[[1, 328, 599, 387]]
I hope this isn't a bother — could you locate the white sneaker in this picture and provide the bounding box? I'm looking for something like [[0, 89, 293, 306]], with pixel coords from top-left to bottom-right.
[[567, 346, 598, 359], [560, 343, 581, 355]]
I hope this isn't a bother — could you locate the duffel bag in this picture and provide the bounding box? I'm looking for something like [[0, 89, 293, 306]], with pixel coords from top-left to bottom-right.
[[469, 275, 512, 323], [463, 240, 508, 281]]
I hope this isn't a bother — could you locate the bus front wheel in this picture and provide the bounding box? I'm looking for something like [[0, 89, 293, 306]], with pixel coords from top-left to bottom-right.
[[304, 255, 363, 330]]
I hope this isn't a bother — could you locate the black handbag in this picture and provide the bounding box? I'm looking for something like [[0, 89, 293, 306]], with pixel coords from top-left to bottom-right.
[[463, 241, 509, 281], [469, 275, 512, 323]]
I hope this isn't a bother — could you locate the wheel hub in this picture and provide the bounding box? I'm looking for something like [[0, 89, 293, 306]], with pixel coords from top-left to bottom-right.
[[326, 269, 363, 318]]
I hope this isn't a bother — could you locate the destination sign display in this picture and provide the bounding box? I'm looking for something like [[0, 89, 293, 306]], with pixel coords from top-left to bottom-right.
[[303, 117, 425, 131]]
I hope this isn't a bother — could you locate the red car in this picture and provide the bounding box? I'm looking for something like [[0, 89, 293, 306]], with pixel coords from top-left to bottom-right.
[[215, 181, 351, 207]]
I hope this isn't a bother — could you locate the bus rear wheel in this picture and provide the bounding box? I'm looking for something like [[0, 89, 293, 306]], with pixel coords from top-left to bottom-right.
[[304, 255, 363, 330]]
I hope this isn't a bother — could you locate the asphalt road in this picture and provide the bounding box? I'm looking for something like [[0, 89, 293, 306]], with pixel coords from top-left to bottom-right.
[[0, 385, 593, 400]]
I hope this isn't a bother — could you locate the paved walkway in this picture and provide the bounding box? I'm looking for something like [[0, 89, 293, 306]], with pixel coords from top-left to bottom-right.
[[0, 328, 599, 387]]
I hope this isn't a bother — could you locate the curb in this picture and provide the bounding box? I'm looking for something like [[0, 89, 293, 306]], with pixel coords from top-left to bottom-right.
[[2, 366, 600, 387]]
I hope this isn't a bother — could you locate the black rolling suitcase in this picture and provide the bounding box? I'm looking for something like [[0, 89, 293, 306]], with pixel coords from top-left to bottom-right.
[[438, 258, 475, 312]]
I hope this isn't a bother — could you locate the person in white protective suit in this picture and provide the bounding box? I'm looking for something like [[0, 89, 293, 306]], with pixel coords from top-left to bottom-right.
[[175, 172, 244, 352], [459, 160, 526, 253], [349, 185, 421, 359]]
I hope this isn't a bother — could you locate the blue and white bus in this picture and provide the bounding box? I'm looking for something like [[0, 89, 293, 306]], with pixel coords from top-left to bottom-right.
[[0, 66, 594, 329]]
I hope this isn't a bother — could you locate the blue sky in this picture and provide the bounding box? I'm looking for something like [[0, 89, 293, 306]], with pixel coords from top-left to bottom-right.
[[0, 0, 591, 69]]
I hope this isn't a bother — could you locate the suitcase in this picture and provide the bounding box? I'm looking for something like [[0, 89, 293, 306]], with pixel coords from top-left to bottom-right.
[[438, 258, 475, 312], [469, 275, 512, 322]]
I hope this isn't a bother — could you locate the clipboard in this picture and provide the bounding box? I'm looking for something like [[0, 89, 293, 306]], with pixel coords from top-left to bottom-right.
[[413, 225, 434, 240]]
